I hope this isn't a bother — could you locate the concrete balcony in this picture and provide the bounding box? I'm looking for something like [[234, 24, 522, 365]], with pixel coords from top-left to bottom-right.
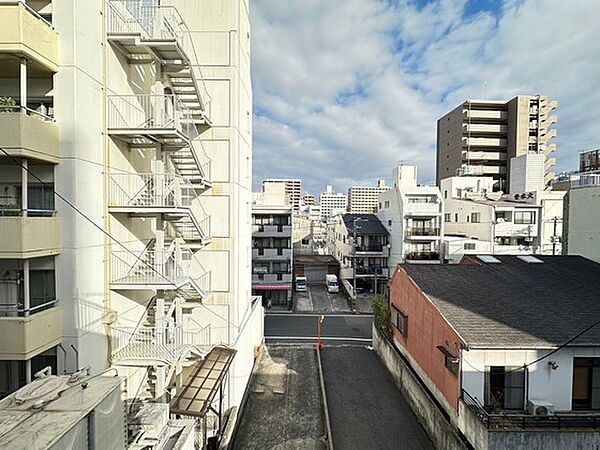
[[0, 305, 62, 360], [405, 227, 441, 239], [0, 2, 59, 72], [541, 129, 557, 143], [352, 245, 389, 257], [0, 216, 60, 259], [495, 220, 538, 238], [545, 157, 556, 171], [403, 203, 442, 217], [463, 151, 507, 161], [0, 111, 59, 163], [480, 166, 507, 176], [252, 248, 292, 260], [465, 109, 507, 121], [463, 137, 507, 148], [252, 224, 292, 238], [545, 143, 557, 155], [464, 123, 507, 134]]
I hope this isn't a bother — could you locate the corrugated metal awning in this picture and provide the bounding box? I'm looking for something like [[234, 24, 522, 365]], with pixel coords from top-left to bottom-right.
[[170, 346, 236, 418]]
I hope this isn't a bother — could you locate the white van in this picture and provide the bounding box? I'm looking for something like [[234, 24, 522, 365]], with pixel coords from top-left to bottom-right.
[[325, 274, 339, 293], [295, 276, 308, 292]]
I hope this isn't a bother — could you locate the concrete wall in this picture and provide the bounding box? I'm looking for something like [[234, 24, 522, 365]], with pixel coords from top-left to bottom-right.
[[373, 325, 468, 450], [488, 430, 600, 450], [564, 186, 600, 263]]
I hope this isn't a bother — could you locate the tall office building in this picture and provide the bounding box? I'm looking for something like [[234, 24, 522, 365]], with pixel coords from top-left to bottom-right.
[[437, 96, 558, 192], [580, 149, 600, 173], [347, 179, 390, 213], [263, 178, 302, 210], [0, 0, 262, 444], [320, 185, 347, 220], [302, 193, 316, 206]]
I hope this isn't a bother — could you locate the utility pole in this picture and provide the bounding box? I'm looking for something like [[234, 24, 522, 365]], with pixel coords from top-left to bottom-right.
[[551, 216, 562, 256], [352, 218, 358, 311]]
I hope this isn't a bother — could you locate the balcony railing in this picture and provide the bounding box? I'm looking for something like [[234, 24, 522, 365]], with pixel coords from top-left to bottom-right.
[[355, 244, 385, 252], [0, 298, 58, 318], [108, 172, 196, 208], [461, 389, 600, 430], [405, 227, 440, 237], [355, 267, 386, 275], [107, 94, 198, 141], [405, 251, 440, 261]]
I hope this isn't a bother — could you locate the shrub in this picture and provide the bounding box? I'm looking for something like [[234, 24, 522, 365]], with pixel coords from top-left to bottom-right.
[[372, 294, 390, 335]]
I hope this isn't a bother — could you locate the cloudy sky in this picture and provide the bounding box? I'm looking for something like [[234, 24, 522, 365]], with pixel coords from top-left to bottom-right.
[[250, 0, 600, 195]]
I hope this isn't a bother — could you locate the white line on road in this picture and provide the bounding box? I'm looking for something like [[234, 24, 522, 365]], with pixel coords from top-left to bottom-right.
[[265, 336, 372, 342]]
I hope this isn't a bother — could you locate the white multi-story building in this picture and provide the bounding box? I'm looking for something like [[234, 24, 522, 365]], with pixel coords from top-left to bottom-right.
[[263, 178, 302, 211], [320, 185, 347, 220], [252, 183, 293, 308], [0, 0, 262, 445], [347, 179, 390, 213], [563, 173, 600, 263], [377, 166, 444, 268], [442, 177, 543, 255]]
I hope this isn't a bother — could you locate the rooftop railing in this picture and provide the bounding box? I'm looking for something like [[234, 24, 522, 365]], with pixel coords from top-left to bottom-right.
[[572, 173, 600, 189], [461, 389, 600, 430]]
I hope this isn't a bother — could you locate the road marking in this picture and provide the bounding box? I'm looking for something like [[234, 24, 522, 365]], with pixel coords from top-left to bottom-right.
[[266, 313, 373, 318], [265, 336, 372, 342], [307, 286, 314, 310]]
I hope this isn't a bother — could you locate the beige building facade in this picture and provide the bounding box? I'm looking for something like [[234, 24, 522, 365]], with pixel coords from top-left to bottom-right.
[[0, 0, 263, 445], [347, 179, 390, 213], [263, 178, 302, 211], [437, 96, 558, 192]]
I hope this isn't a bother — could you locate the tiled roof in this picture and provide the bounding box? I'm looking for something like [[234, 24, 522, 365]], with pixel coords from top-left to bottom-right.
[[342, 214, 388, 236], [401, 256, 600, 348]]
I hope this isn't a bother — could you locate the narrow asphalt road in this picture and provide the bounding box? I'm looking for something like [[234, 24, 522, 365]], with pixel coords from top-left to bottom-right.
[[265, 314, 373, 343], [322, 346, 434, 450]]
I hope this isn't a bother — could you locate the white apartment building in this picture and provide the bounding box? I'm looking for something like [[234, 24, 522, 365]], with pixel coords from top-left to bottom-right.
[[563, 173, 600, 263], [377, 166, 444, 268], [320, 185, 347, 220], [442, 177, 543, 255], [263, 178, 302, 211], [252, 183, 293, 308], [347, 179, 390, 213], [0, 0, 262, 446]]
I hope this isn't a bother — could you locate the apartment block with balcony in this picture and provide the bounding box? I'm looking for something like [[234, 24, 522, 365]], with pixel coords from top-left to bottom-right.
[[329, 213, 389, 294], [0, 0, 62, 397], [437, 96, 558, 192], [442, 176, 543, 255], [320, 184, 347, 221], [347, 179, 390, 213], [0, 0, 264, 446], [389, 256, 600, 449], [263, 178, 302, 211], [252, 188, 293, 308], [377, 166, 444, 267]]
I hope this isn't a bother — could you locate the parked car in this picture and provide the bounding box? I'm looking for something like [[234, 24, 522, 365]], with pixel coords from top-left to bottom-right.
[[295, 276, 308, 292], [325, 274, 339, 293]]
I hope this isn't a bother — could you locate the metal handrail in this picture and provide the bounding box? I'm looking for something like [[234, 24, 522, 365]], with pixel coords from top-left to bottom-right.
[[107, 94, 198, 141], [0, 299, 58, 317], [3, 1, 54, 29], [108, 172, 197, 208]]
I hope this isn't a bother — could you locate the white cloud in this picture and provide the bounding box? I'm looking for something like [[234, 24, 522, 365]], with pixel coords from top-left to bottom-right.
[[251, 0, 600, 195]]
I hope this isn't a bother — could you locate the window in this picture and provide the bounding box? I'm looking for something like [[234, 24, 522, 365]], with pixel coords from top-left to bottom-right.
[[445, 355, 459, 376], [301, 238, 309, 245], [464, 243, 476, 250], [272, 262, 289, 273], [444, 213, 451, 222], [485, 366, 525, 410], [455, 213, 458, 222], [471, 212, 481, 223], [388, 220, 392, 227], [514, 211, 535, 224], [384, 201, 390, 208], [572, 358, 600, 410], [495, 211, 511, 222], [444, 190, 448, 199], [277, 273, 283, 281], [391, 307, 407, 336], [466, 215, 470, 223]]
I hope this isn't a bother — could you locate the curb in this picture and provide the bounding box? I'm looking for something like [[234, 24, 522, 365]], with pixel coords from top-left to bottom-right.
[[316, 347, 334, 450]]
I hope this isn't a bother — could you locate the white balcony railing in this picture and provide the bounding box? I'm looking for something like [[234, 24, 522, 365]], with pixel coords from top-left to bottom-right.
[[111, 321, 212, 364], [107, 94, 198, 141], [108, 172, 196, 208], [106, 0, 211, 112]]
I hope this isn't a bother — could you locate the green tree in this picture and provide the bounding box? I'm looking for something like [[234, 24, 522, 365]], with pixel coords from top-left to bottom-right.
[[372, 294, 390, 335], [0, 96, 16, 113]]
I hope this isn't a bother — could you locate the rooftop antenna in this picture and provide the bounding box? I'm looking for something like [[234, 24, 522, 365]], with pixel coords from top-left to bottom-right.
[[483, 80, 488, 99]]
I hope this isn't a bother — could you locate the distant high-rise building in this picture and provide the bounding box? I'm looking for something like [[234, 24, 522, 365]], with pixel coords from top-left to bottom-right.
[[347, 179, 390, 213], [319, 185, 347, 220], [437, 95, 558, 192], [580, 149, 600, 173], [302, 193, 316, 206], [263, 179, 302, 210]]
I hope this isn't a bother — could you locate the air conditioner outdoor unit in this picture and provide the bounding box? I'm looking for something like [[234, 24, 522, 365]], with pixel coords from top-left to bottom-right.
[[527, 399, 555, 416]]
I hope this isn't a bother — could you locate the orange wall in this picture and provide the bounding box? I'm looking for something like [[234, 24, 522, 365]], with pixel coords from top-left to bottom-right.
[[390, 267, 464, 410]]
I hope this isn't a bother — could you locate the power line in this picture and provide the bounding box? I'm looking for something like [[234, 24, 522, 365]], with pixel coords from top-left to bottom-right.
[[0, 147, 239, 330]]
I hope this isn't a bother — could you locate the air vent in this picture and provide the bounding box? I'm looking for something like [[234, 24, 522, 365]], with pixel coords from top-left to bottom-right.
[[476, 255, 501, 264], [517, 255, 544, 264]]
